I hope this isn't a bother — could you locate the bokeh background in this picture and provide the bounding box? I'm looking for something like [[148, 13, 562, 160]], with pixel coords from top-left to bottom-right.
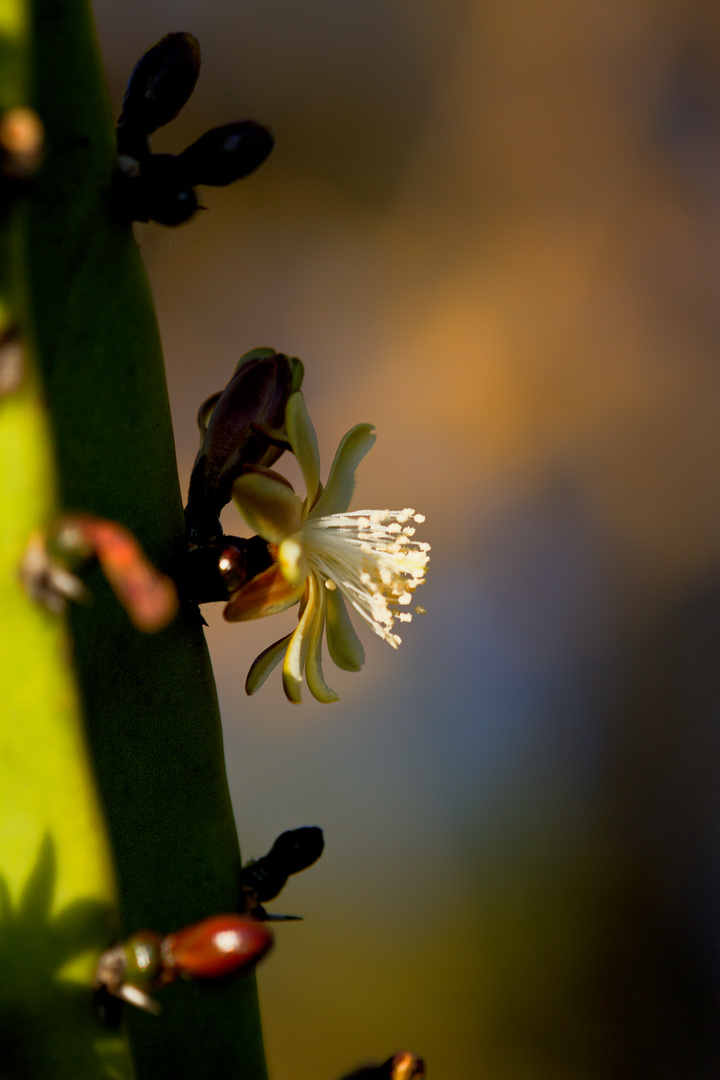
[[94, 2, 720, 1077]]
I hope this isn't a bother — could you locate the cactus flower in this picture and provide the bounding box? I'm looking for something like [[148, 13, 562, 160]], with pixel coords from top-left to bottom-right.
[[229, 392, 429, 703]]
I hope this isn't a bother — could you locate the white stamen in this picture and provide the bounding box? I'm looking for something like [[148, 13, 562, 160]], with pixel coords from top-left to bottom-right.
[[300, 509, 430, 647]]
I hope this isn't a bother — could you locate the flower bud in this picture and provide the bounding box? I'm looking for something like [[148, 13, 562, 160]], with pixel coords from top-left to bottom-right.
[[95, 915, 273, 1014], [177, 120, 274, 186], [160, 914, 274, 980], [241, 826, 325, 912], [185, 349, 304, 544], [118, 32, 201, 135]]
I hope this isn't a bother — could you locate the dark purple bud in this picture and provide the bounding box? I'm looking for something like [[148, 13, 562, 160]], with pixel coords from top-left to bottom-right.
[[119, 154, 199, 226], [177, 121, 274, 186], [241, 827, 324, 908], [266, 827, 325, 877], [185, 349, 303, 543], [118, 32, 201, 134]]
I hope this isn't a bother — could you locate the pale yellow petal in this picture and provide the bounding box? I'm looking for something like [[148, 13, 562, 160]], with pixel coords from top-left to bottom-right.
[[286, 392, 320, 508], [325, 586, 365, 671], [233, 471, 303, 544], [282, 579, 319, 704], [310, 424, 376, 519], [305, 577, 339, 703], [278, 532, 310, 587], [245, 632, 293, 695]]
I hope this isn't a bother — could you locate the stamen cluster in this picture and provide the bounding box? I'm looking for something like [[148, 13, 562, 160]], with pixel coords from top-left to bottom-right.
[[303, 509, 429, 648]]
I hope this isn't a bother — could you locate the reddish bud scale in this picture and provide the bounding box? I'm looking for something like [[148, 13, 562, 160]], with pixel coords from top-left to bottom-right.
[[52, 514, 178, 632], [160, 914, 273, 980]]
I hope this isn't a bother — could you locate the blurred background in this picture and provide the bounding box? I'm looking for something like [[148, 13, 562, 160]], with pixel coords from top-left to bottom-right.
[[94, 2, 720, 1077]]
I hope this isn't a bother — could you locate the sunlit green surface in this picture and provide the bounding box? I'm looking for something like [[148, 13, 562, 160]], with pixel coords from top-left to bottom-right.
[[0, 0, 269, 1075]]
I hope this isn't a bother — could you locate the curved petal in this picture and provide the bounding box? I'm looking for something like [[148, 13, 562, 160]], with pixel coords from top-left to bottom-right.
[[305, 577, 339, 703], [278, 532, 309, 587], [282, 577, 319, 704], [245, 632, 293, 695], [223, 563, 304, 621], [325, 587, 365, 671], [233, 471, 303, 544], [310, 424, 376, 519], [285, 392, 320, 508]]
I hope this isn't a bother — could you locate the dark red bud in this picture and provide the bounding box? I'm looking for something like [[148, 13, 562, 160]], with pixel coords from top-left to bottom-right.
[[160, 914, 273, 980], [177, 120, 274, 186], [119, 32, 201, 134]]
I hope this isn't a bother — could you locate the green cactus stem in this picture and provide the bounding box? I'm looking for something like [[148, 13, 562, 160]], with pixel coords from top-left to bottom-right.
[[0, 0, 270, 1076]]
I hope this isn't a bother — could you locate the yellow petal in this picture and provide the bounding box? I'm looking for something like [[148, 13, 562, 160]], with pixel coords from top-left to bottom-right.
[[245, 632, 293, 695], [223, 563, 304, 621], [282, 577, 319, 704], [286, 392, 320, 508], [278, 532, 310, 587], [233, 470, 303, 544], [310, 424, 376, 518], [325, 587, 365, 671], [305, 578, 339, 703]]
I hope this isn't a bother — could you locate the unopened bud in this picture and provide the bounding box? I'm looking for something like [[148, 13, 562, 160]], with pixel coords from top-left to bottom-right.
[[177, 120, 274, 186], [185, 350, 303, 544], [118, 32, 201, 135]]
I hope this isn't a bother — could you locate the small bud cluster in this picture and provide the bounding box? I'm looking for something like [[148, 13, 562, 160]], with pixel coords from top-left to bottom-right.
[[95, 826, 324, 1015], [116, 33, 273, 226]]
